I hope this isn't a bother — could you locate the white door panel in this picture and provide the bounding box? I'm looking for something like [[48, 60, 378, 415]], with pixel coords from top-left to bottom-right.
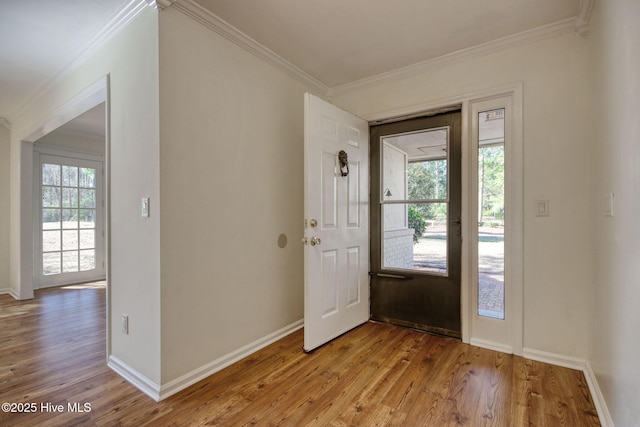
[[304, 93, 369, 352]]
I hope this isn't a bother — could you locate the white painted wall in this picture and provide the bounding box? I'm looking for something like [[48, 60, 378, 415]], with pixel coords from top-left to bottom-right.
[[383, 143, 408, 230], [158, 8, 310, 382], [8, 7, 161, 384], [331, 32, 592, 359], [0, 125, 9, 292], [589, 0, 640, 424]]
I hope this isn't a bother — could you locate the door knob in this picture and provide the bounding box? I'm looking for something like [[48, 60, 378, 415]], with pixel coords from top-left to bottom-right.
[[310, 237, 321, 246]]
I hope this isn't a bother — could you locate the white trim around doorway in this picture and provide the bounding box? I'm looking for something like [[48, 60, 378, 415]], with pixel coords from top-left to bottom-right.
[[360, 83, 524, 355], [17, 75, 111, 355]]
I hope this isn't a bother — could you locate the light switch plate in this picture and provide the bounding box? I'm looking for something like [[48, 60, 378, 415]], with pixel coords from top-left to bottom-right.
[[141, 197, 149, 218], [535, 200, 549, 217], [121, 314, 129, 334], [605, 193, 614, 217]]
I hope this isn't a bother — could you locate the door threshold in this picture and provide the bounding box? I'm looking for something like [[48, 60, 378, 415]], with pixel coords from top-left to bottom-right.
[[369, 316, 461, 340]]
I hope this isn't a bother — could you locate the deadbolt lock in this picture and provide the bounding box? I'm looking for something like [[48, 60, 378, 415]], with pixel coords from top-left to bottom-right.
[[309, 219, 318, 228], [301, 237, 321, 246]]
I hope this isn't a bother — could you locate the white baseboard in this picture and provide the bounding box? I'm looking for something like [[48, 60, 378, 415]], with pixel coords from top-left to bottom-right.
[[108, 319, 304, 402], [108, 356, 162, 401], [522, 347, 587, 370], [582, 361, 615, 427], [0, 288, 20, 300], [522, 347, 614, 427], [158, 319, 304, 401], [470, 338, 513, 355]]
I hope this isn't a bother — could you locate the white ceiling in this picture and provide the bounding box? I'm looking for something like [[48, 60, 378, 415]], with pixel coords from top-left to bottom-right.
[[385, 129, 448, 162], [0, 0, 131, 123], [0, 0, 585, 130], [193, 0, 582, 88]]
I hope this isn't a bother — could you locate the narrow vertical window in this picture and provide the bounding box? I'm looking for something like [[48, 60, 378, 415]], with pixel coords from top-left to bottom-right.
[[478, 109, 505, 319]]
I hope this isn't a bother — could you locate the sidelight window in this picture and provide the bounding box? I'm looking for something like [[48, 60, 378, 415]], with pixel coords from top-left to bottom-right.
[[477, 108, 505, 319]]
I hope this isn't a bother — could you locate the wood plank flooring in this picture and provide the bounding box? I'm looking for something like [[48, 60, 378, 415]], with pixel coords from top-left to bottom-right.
[[0, 285, 600, 426]]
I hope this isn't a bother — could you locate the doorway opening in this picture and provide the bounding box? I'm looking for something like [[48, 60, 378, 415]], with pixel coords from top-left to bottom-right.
[[370, 110, 462, 338], [33, 103, 107, 289]]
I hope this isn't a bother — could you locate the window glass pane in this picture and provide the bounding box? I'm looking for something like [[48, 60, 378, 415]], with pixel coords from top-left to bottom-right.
[[411, 202, 448, 274], [382, 202, 448, 274], [79, 230, 95, 249], [43, 209, 61, 229], [80, 250, 95, 271], [62, 165, 78, 187], [62, 188, 77, 207], [62, 230, 78, 251], [382, 203, 411, 269], [478, 108, 505, 319], [43, 252, 61, 275], [79, 209, 96, 228], [381, 142, 406, 202], [381, 126, 451, 275], [42, 230, 60, 252], [408, 160, 447, 200], [79, 168, 96, 189], [42, 164, 60, 185], [62, 209, 78, 229], [62, 251, 79, 273], [42, 186, 60, 208], [382, 128, 448, 201], [79, 189, 95, 208]]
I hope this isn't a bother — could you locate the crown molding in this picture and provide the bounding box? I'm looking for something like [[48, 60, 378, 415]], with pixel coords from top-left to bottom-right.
[[168, 0, 329, 95], [156, 0, 176, 10], [575, 0, 595, 36], [0, 117, 11, 131], [328, 17, 579, 98], [12, 0, 152, 122], [157, 1, 592, 99]]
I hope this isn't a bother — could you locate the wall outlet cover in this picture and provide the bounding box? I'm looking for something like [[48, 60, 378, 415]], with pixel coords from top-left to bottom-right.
[[535, 200, 549, 217]]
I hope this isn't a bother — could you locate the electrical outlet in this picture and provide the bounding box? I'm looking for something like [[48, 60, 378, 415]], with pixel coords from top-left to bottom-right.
[[121, 314, 129, 334], [535, 200, 549, 217]]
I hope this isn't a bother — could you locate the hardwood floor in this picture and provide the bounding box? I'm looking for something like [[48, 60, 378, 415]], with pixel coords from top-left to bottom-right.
[[0, 285, 600, 426]]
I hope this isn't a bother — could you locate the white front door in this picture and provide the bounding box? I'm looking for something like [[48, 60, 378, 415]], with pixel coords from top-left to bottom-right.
[[303, 93, 369, 352]]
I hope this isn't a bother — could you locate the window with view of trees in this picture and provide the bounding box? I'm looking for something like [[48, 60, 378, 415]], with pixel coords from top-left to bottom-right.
[[477, 108, 505, 319], [408, 160, 447, 242], [381, 127, 450, 274], [42, 162, 98, 276]]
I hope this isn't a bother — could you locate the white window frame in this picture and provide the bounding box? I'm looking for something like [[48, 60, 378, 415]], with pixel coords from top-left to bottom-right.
[[467, 91, 523, 355], [33, 145, 106, 289]]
